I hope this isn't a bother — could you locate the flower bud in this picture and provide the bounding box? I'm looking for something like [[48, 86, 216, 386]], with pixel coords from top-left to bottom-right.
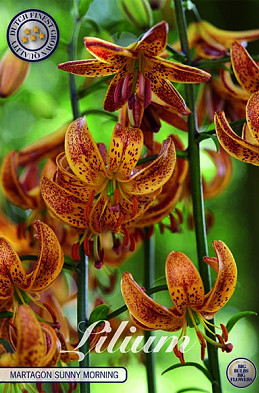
[[0, 49, 30, 98], [117, 0, 153, 29]]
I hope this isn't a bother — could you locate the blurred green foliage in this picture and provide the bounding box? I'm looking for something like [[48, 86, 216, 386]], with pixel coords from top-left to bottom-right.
[[0, 0, 258, 392]]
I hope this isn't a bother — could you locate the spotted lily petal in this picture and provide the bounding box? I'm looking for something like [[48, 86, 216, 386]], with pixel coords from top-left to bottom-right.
[[40, 323, 61, 366], [231, 41, 259, 94], [0, 237, 31, 291], [246, 91, 259, 143], [108, 124, 143, 180], [40, 177, 89, 229], [215, 111, 259, 165], [123, 135, 176, 194], [85, 37, 135, 62], [149, 58, 211, 84], [202, 241, 237, 315], [14, 305, 46, 366], [58, 59, 119, 76], [29, 221, 64, 292], [166, 252, 205, 315], [121, 272, 183, 331], [65, 117, 108, 186], [242, 123, 258, 145], [135, 21, 168, 56]]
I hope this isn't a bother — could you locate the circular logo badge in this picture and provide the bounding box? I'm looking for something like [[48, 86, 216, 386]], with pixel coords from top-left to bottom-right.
[[7, 9, 59, 62], [226, 358, 257, 388]]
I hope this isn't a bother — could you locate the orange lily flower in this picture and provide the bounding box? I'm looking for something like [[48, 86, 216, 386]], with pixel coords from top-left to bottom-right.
[[41, 117, 176, 235], [231, 41, 259, 94], [0, 305, 61, 367], [215, 92, 259, 166], [174, 20, 259, 59], [0, 220, 64, 311], [58, 21, 210, 116], [1, 122, 68, 211], [121, 241, 236, 362]]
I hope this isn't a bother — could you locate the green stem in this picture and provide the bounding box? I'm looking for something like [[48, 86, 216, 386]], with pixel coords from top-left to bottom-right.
[[143, 229, 156, 393], [68, 18, 81, 119], [77, 241, 90, 393], [173, 1, 222, 393], [197, 118, 246, 141], [194, 55, 259, 69]]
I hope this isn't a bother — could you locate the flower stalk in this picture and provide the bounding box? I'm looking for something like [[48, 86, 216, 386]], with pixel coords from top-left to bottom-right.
[[143, 229, 156, 393], [173, 0, 222, 392]]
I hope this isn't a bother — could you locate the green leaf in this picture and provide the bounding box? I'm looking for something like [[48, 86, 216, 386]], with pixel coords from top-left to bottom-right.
[[196, 132, 219, 152], [162, 362, 213, 384], [88, 304, 110, 326], [226, 311, 257, 333], [0, 311, 13, 319]]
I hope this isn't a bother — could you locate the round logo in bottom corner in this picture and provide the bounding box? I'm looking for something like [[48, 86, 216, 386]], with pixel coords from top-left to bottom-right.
[[7, 9, 59, 62], [226, 357, 257, 388]]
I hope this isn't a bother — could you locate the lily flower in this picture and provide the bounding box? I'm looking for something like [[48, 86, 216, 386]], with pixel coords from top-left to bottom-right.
[[215, 92, 259, 166], [1, 122, 68, 211], [58, 21, 210, 117], [231, 41, 259, 94], [41, 117, 176, 236], [121, 241, 236, 362], [174, 20, 259, 59], [0, 221, 64, 311], [0, 305, 61, 367]]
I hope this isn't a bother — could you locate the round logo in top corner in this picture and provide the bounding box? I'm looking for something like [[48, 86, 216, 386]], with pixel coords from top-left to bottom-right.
[[226, 357, 257, 388], [7, 9, 59, 62]]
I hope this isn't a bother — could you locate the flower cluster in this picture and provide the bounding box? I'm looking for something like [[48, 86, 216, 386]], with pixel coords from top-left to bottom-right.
[[0, 9, 257, 390]]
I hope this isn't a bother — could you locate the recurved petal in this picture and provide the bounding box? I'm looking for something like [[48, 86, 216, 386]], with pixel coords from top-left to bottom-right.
[[202, 20, 259, 47], [65, 117, 108, 186], [14, 305, 45, 366], [203, 147, 233, 200], [1, 151, 34, 209], [166, 252, 205, 314], [202, 241, 237, 315], [29, 221, 63, 292], [123, 135, 176, 195], [148, 58, 211, 84], [136, 21, 168, 56], [0, 237, 31, 290], [121, 272, 183, 331], [246, 91, 259, 143], [58, 59, 118, 76], [195, 40, 227, 59], [231, 41, 259, 94], [84, 37, 135, 63], [108, 124, 143, 179], [215, 111, 259, 165], [40, 177, 88, 229], [145, 73, 189, 114], [89, 196, 122, 233]]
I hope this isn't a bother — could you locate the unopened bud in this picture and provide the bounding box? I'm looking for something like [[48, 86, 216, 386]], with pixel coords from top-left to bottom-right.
[[0, 49, 30, 98], [117, 0, 153, 29]]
